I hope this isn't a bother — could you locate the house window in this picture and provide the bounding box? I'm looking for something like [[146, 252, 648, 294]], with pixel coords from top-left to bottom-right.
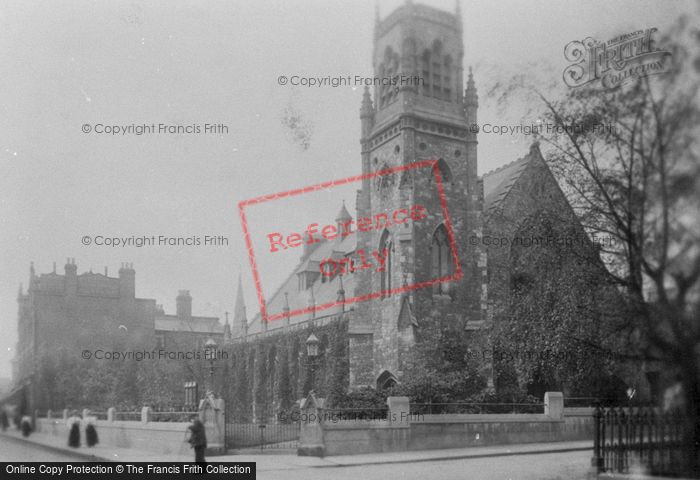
[[431, 224, 453, 296]]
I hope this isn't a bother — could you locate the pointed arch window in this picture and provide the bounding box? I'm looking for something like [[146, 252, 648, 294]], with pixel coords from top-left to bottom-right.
[[443, 55, 453, 101], [431, 224, 453, 296], [379, 230, 393, 297], [421, 49, 431, 96], [421, 40, 452, 101], [376, 163, 395, 194], [431, 41, 442, 98], [377, 370, 398, 390], [435, 158, 453, 185], [379, 47, 399, 108]]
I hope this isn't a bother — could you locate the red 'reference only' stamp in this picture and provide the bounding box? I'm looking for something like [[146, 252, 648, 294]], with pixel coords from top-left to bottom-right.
[[238, 160, 460, 323]]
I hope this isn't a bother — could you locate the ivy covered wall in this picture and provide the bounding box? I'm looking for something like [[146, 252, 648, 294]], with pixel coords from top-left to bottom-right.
[[218, 317, 349, 423]]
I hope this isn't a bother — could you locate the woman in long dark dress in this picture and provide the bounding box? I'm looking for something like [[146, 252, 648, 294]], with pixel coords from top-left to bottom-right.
[[0, 409, 8, 431], [67, 412, 81, 448], [85, 417, 98, 447], [20, 416, 32, 437], [187, 416, 207, 464]]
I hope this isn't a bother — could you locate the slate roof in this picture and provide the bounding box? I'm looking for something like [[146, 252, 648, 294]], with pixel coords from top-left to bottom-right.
[[482, 144, 542, 216], [248, 227, 357, 334], [155, 314, 224, 334]]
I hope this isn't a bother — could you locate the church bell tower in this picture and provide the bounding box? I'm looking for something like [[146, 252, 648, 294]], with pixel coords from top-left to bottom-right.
[[350, 1, 485, 389]]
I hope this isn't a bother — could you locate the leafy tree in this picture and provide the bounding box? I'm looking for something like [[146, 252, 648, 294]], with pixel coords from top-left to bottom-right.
[[489, 14, 700, 475]]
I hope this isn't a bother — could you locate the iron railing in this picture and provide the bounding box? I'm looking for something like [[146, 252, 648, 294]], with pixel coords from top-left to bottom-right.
[[90, 410, 109, 420], [564, 397, 621, 408], [591, 406, 685, 477], [150, 411, 199, 422], [114, 411, 142, 421], [321, 407, 389, 421], [410, 402, 544, 415]]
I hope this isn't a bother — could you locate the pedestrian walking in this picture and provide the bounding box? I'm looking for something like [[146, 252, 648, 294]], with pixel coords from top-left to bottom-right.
[[186, 415, 207, 464], [67, 411, 81, 448], [20, 415, 32, 437], [0, 408, 8, 432]]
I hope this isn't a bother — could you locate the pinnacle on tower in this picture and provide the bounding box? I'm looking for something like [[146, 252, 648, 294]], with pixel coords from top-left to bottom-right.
[[455, 0, 462, 30], [335, 200, 352, 223], [233, 273, 248, 336], [465, 66, 478, 107], [360, 86, 374, 117]]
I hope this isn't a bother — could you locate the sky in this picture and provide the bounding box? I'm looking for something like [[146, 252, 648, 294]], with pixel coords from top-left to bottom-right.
[[0, 0, 695, 379]]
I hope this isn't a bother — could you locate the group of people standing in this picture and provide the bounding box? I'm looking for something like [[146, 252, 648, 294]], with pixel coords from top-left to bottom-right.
[[2, 404, 207, 463], [66, 411, 98, 448], [0, 407, 32, 437]]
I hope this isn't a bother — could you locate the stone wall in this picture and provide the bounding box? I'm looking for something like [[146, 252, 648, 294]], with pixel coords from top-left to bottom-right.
[[34, 418, 191, 456], [299, 393, 594, 456]]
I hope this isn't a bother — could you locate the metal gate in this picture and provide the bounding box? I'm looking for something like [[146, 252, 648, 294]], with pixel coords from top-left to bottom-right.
[[225, 408, 299, 452]]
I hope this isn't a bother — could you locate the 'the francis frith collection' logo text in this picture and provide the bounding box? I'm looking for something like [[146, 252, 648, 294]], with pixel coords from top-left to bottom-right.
[[563, 28, 671, 89]]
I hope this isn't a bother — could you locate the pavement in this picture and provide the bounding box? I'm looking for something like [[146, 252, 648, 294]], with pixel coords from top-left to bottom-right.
[[0, 427, 593, 471]]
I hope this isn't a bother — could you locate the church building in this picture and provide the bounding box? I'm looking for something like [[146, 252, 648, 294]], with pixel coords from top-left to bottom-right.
[[231, 1, 581, 393]]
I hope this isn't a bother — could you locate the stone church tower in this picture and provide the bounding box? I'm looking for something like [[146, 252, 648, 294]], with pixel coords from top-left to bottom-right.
[[350, 1, 487, 389]]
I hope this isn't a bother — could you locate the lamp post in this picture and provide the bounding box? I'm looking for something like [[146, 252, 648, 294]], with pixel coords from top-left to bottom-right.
[[204, 338, 218, 395], [305, 333, 320, 395], [626, 386, 636, 411]]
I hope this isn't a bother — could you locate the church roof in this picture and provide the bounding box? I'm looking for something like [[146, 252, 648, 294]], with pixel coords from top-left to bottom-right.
[[248, 222, 356, 334], [482, 143, 542, 216]]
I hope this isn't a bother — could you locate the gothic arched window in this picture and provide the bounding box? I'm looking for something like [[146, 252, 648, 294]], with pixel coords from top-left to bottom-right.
[[435, 158, 453, 185], [421, 41, 452, 100], [377, 370, 398, 390], [443, 55, 453, 101], [379, 47, 399, 108], [431, 224, 453, 295], [431, 40, 442, 98], [377, 163, 395, 194], [379, 229, 393, 297], [421, 49, 431, 96]]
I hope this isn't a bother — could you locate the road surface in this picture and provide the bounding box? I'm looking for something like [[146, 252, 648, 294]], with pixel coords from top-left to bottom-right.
[[0, 435, 87, 462], [257, 450, 592, 480]]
